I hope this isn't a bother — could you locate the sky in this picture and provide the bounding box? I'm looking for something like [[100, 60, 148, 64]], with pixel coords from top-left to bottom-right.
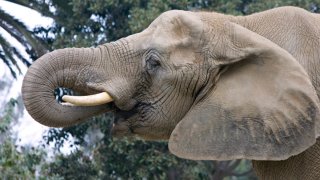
[[0, 1, 74, 152]]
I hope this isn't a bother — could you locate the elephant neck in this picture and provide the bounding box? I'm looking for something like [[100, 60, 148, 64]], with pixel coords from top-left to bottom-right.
[[252, 138, 320, 179]]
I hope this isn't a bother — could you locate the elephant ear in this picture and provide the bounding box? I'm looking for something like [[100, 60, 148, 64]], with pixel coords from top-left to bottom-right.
[[169, 22, 320, 161]]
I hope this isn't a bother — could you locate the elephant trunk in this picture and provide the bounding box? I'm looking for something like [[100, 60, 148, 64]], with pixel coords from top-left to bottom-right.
[[22, 47, 111, 127]]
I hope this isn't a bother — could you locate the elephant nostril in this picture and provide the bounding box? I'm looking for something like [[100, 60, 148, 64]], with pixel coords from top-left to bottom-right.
[[54, 87, 75, 103]]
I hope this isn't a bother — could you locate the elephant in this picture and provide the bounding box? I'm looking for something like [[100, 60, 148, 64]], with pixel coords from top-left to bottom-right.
[[22, 6, 320, 179]]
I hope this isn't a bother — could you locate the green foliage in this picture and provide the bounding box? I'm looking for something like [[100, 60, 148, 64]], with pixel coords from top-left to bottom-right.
[[41, 151, 99, 179], [0, 140, 46, 179], [94, 139, 181, 179], [0, 99, 47, 179], [0, 98, 17, 133]]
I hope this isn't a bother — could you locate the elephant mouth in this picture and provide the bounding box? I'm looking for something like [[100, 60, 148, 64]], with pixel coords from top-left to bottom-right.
[[59, 90, 171, 139], [60, 90, 138, 136]]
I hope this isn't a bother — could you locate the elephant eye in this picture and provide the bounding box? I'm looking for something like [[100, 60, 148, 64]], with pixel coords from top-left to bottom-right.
[[146, 56, 161, 72]]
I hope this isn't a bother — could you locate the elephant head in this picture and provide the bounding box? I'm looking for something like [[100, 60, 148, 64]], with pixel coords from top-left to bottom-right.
[[22, 10, 320, 161]]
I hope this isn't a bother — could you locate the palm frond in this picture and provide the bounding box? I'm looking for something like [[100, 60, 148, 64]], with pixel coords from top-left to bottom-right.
[[6, 0, 56, 20], [0, 34, 22, 78], [0, 8, 48, 57], [0, 5, 48, 78]]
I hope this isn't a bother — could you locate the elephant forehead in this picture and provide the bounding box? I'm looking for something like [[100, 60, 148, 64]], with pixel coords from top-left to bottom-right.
[[126, 27, 186, 51], [126, 12, 197, 51]]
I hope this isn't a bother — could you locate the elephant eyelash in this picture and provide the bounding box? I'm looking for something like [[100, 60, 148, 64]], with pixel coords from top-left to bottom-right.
[[146, 56, 161, 70], [145, 53, 162, 73]]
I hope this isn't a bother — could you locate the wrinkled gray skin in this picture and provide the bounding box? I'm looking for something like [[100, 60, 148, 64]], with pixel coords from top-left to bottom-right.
[[22, 7, 320, 179]]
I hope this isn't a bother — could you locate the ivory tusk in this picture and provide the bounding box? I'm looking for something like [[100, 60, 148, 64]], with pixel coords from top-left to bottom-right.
[[62, 92, 113, 106]]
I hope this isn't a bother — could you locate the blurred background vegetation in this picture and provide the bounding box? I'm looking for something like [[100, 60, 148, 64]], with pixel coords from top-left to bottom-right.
[[1, 0, 320, 179]]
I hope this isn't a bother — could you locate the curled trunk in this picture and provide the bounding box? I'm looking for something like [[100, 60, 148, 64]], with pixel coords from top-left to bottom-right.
[[22, 47, 110, 127]]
